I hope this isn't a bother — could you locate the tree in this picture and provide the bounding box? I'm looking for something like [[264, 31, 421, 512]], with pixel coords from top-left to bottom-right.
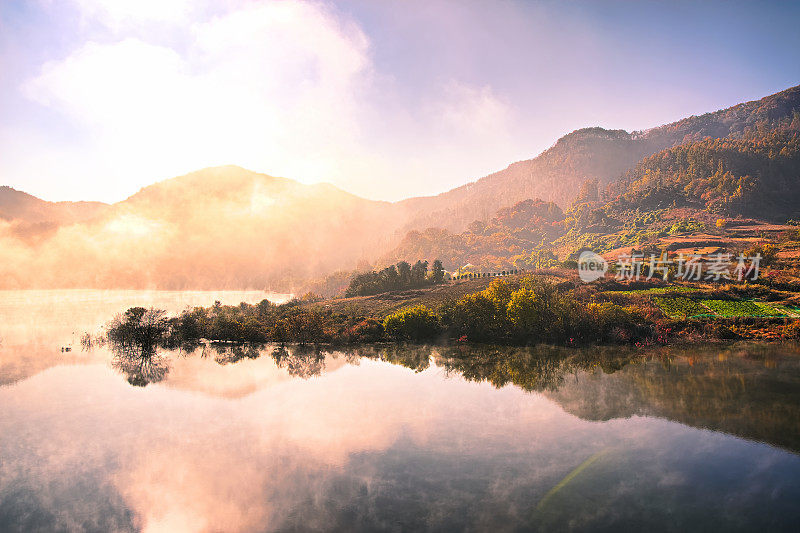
[[432, 259, 445, 283], [397, 261, 412, 285], [506, 288, 539, 336], [411, 260, 428, 286]]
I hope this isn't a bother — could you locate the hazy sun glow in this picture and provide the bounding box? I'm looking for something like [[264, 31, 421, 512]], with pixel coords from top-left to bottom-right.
[[2, 0, 798, 202]]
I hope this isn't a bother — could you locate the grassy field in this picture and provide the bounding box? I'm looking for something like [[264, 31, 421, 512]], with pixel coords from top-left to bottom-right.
[[307, 268, 800, 322], [652, 296, 799, 319], [605, 286, 699, 295], [651, 296, 710, 318]]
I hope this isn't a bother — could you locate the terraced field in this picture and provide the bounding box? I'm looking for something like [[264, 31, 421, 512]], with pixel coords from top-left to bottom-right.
[[702, 299, 773, 317], [652, 296, 800, 319], [652, 296, 710, 318], [607, 286, 699, 295]]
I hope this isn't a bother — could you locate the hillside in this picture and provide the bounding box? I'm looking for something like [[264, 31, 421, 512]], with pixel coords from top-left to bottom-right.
[[397, 128, 660, 232], [2, 85, 800, 290], [0, 166, 404, 289], [0, 185, 108, 225], [384, 198, 566, 271], [381, 86, 800, 273], [605, 130, 800, 220], [398, 84, 800, 234]]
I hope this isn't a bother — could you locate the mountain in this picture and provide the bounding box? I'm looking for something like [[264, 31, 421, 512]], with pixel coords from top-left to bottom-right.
[[605, 130, 800, 220], [0, 185, 108, 224], [397, 128, 659, 232], [398, 84, 800, 233], [2, 84, 799, 290], [384, 198, 566, 271], [0, 166, 402, 289]]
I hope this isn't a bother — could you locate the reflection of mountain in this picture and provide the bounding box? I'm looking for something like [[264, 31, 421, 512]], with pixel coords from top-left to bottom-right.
[[430, 343, 800, 454], [544, 344, 800, 454]]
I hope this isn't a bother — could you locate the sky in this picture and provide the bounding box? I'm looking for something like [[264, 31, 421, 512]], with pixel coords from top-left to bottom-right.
[[1, 0, 799, 204]]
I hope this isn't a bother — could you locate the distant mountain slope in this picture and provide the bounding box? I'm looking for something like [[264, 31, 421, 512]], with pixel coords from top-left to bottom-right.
[[2, 85, 800, 290], [605, 130, 800, 221], [0, 185, 108, 224], [398, 84, 800, 233], [0, 166, 402, 289], [385, 198, 565, 270]]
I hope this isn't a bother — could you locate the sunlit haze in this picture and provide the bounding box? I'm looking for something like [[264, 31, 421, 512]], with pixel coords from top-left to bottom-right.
[[2, 0, 799, 202]]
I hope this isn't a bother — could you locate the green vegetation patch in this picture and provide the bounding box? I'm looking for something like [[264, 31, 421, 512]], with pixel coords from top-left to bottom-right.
[[654, 297, 797, 319], [652, 296, 710, 318], [609, 286, 699, 295], [753, 302, 799, 317], [701, 299, 767, 317], [773, 304, 800, 317]]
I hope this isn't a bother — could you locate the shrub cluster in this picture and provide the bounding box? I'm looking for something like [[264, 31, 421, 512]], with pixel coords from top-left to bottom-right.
[[107, 277, 655, 349], [424, 277, 649, 345]]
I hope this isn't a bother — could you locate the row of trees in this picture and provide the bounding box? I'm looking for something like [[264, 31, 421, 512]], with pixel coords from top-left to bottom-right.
[[344, 259, 445, 297], [105, 276, 655, 352]]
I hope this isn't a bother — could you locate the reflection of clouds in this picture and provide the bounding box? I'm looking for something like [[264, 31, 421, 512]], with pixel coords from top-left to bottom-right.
[[3, 353, 800, 531], [1, 360, 571, 531], [155, 345, 349, 399]]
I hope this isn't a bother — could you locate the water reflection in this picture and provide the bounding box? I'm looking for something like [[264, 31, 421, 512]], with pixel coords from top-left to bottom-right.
[[3, 338, 800, 531], [3, 290, 800, 531], [110, 345, 170, 387], [100, 330, 800, 457]]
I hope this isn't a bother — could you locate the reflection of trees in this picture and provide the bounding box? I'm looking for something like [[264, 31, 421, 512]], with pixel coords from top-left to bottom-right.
[[271, 344, 327, 378], [107, 308, 171, 387], [374, 342, 800, 453], [109, 342, 169, 387], [546, 343, 800, 454], [435, 345, 643, 393], [378, 345, 432, 372], [213, 343, 262, 365]]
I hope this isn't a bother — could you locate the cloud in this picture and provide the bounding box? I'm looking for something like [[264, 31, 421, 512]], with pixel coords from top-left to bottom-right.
[[70, 0, 195, 27], [23, 1, 370, 199], [436, 82, 513, 140], [20, 0, 525, 202]]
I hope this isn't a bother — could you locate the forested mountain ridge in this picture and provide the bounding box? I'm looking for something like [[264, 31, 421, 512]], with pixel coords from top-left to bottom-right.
[[603, 130, 800, 220], [384, 198, 567, 271], [2, 85, 799, 289], [383, 89, 800, 272], [397, 127, 661, 232], [397, 84, 800, 234]]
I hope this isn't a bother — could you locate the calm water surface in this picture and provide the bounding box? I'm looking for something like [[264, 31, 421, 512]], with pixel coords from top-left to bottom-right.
[[1, 290, 800, 532]]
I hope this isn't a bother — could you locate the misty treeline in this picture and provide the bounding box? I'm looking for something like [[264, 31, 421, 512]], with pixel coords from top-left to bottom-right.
[[106, 276, 656, 350], [345, 259, 445, 297]]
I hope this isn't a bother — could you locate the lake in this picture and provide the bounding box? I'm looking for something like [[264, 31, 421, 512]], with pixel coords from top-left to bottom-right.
[[1, 291, 800, 532]]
